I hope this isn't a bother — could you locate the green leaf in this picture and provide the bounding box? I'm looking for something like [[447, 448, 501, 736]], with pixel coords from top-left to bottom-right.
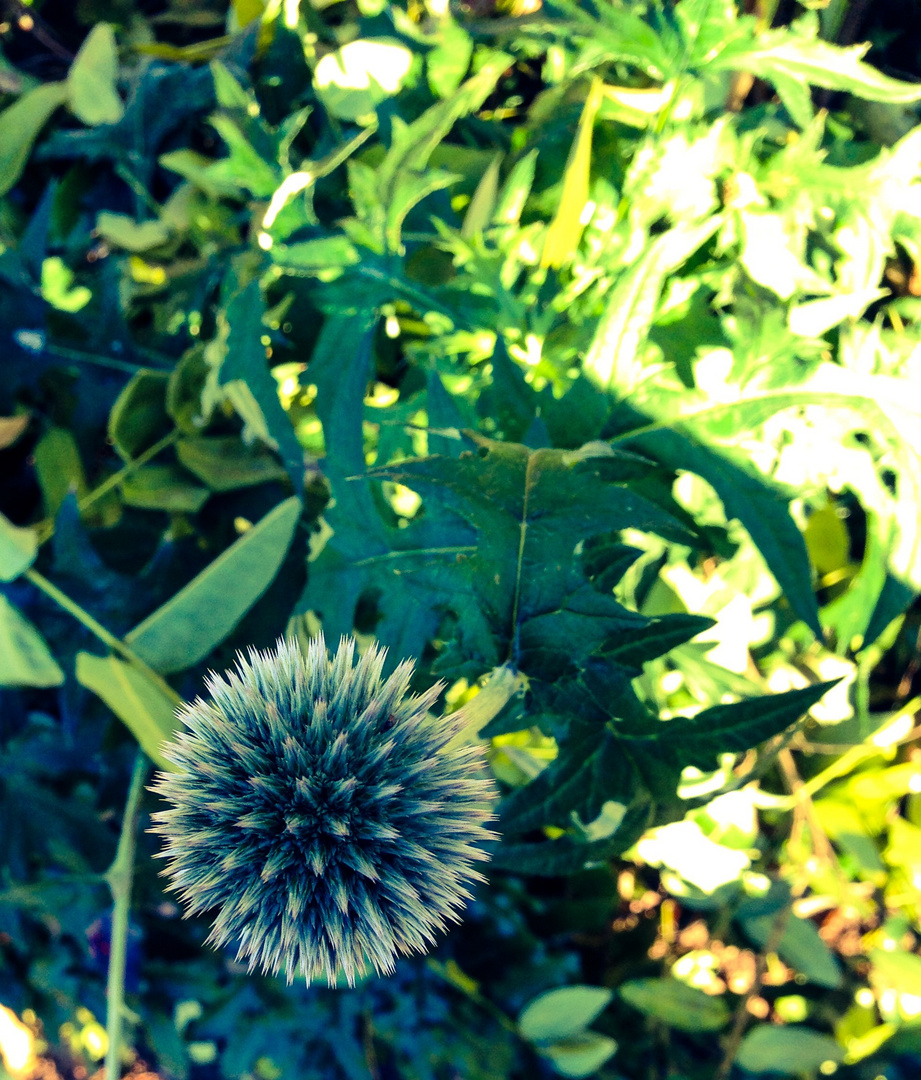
[[33, 427, 87, 517], [735, 1025, 844, 1075], [371, 435, 692, 675], [739, 909, 842, 990], [462, 153, 502, 239], [75, 652, 177, 768], [271, 236, 360, 271], [642, 680, 840, 765], [124, 496, 302, 674], [427, 22, 474, 99], [0, 595, 64, 687], [715, 20, 921, 106], [519, 986, 613, 1044], [583, 217, 721, 394], [788, 289, 885, 337], [176, 436, 288, 491], [0, 512, 38, 582], [120, 464, 210, 513], [622, 426, 822, 635], [492, 807, 652, 872], [375, 52, 511, 241], [67, 24, 124, 126], [0, 81, 69, 198], [108, 370, 172, 461], [40, 256, 92, 312], [619, 978, 730, 1033], [96, 212, 171, 252], [303, 313, 469, 665], [315, 38, 415, 122], [543, 1032, 618, 1079], [599, 613, 714, 671], [202, 279, 304, 481], [869, 949, 921, 997], [542, 78, 604, 270], [208, 114, 279, 198]]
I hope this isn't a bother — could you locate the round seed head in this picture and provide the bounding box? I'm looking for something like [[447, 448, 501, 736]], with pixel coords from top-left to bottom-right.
[[150, 635, 497, 985]]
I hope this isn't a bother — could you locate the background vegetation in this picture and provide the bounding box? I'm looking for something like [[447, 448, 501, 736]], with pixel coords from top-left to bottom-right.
[[3, 0, 921, 1078]]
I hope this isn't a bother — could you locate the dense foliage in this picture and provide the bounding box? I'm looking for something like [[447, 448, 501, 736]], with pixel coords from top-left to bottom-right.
[[3, 1, 921, 1078]]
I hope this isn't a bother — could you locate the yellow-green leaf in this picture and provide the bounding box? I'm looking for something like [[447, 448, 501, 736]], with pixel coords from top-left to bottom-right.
[[68, 24, 124, 126], [0, 81, 69, 197], [75, 652, 177, 768], [541, 77, 603, 270], [0, 512, 38, 582]]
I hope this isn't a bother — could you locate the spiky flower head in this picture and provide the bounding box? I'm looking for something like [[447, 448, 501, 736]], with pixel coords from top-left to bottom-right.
[[150, 635, 497, 986]]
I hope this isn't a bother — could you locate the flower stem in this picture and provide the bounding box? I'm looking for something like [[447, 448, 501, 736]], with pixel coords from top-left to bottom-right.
[[104, 751, 149, 1080]]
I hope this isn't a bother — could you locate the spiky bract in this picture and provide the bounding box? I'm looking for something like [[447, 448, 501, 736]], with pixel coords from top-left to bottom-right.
[[150, 636, 497, 986]]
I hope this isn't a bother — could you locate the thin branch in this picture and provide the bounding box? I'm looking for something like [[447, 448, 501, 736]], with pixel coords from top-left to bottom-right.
[[104, 752, 150, 1080]]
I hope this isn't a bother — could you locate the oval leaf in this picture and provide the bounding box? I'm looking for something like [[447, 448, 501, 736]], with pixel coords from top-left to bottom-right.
[[68, 24, 124, 126], [543, 1032, 618, 1079], [619, 978, 730, 1033], [519, 986, 613, 1044], [736, 1025, 843, 1075]]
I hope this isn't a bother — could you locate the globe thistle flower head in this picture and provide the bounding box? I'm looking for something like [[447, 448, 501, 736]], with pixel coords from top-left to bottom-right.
[[150, 635, 498, 986]]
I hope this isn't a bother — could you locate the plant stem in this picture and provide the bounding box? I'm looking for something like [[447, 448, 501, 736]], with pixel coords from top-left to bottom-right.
[[24, 567, 182, 706], [104, 751, 149, 1080], [79, 430, 180, 516]]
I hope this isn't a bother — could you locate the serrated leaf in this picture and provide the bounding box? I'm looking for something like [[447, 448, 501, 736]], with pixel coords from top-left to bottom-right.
[[735, 1025, 843, 1075], [637, 680, 840, 765], [75, 652, 176, 768], [371, 434, 691, 676], [0, 595, 64, 687], [619, 978, 730, 1032], [599, 613, 713, 671], [203, 279, 304, 482], [583, 217, 721, 394], [519, 986, 613, 1043], [622, 426, 821, 636], [301, 313, 470, 667], [125, 496, 302, 673], [715, 22, 921, 106], [491, 827, 645, 876]]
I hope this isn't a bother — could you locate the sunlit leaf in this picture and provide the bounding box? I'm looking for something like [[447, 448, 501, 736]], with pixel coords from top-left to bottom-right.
[[125, 496, 302, 673], [67, 24, 124, 126]]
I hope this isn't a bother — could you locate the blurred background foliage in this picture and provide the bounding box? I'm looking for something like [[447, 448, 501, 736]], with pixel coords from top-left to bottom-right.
[[3, 0, 921, 1078]]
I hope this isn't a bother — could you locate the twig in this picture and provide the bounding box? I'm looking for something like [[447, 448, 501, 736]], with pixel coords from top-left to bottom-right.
[[104, 752, 150, 1080], [715, 902, 791, 1080]]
